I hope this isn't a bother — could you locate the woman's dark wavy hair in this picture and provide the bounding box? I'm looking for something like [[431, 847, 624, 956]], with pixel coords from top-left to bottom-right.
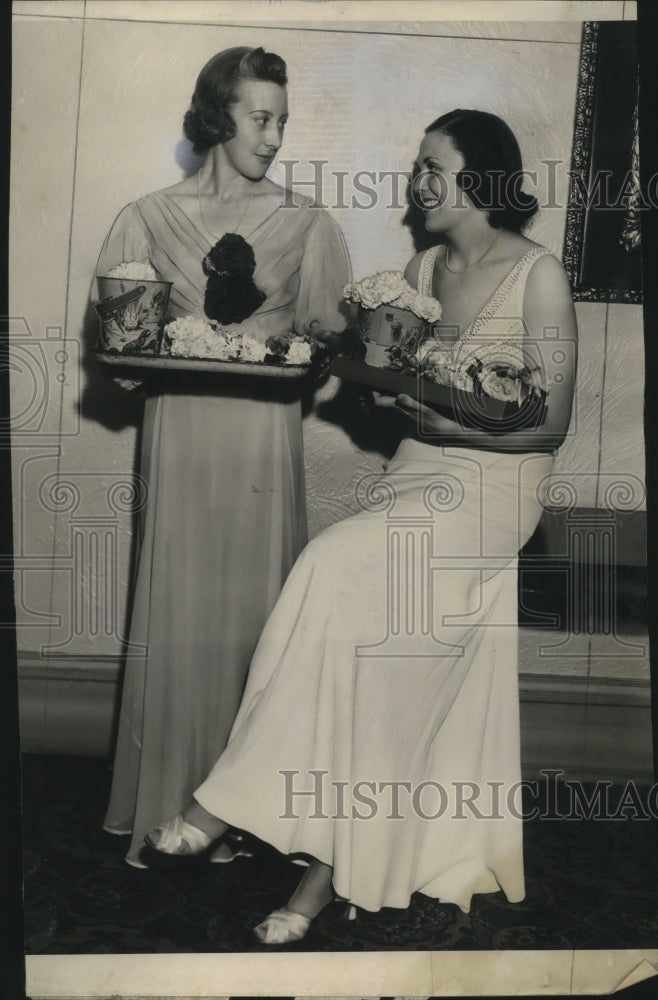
[[183, 47, 287, 154], [425, 109, 538, 233]]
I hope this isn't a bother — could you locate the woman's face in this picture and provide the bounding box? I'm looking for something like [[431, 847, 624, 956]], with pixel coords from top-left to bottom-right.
[[413, 130, 469, 233], [222, 80, 289, 179]]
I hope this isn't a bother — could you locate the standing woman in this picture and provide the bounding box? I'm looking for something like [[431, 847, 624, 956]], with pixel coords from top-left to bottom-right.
[[144, 109, 577, 941], [98, 47, 351, 867]]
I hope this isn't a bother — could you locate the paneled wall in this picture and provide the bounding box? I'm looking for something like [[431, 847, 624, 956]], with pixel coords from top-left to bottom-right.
[[11, 5, 646, 672]]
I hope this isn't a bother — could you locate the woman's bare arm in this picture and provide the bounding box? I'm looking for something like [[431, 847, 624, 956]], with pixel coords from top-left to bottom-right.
[[394, 253, 578, 453]]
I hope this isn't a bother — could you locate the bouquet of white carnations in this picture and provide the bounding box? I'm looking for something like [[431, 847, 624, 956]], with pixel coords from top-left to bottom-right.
[[163, 314, 314, 366], [332, 270, 547, 429]]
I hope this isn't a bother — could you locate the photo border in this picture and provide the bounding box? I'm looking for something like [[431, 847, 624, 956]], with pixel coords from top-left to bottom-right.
[[8, 1, 656, 998]]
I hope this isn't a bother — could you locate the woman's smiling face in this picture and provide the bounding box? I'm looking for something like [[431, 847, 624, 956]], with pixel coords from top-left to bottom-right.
[[222, 80, 289, 179], [413, 130, 468, 232]]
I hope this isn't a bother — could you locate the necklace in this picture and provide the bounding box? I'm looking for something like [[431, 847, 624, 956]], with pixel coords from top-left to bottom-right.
[[197, 170, 256, 241], [445, 229, 501, 274]]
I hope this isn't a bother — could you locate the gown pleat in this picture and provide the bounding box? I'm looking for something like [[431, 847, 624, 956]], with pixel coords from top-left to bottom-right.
[[98, 189, 351, 864]]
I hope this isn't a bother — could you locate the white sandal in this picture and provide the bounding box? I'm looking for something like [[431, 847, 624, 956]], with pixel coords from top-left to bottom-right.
[[143, 813, 213, 861], [209, 835, 254, 864], [253, 907, 312, 944]]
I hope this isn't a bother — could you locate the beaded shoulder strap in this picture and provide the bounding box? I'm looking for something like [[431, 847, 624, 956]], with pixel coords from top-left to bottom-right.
[[463, 245, 555, 344], [417, 244, 443, 296]]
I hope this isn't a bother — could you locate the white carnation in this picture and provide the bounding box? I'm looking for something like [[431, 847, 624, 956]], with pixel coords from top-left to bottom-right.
[[106, 259, 158, 280], [166, 316, 239, 360], [165, 315, 312, 365], [239, 336, 269, 363], [412, 294, 442, 323], [477, 369, 520, 401], [285, 340, 312, 365], [221, 315, 272, 345], [346, 271, 441, 322], [344, 271, 408, 310]]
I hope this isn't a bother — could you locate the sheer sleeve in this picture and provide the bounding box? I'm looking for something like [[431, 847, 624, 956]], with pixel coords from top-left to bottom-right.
[[294, 209, 353, 335], [96, 202, 153, 278]]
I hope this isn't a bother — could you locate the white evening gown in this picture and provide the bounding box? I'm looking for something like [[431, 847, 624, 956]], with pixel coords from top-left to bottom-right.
[[195, 244, 556, 912]]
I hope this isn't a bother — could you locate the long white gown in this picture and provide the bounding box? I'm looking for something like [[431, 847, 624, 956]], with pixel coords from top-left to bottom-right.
[[194, 244, 556, 913], [97, 190, 351, 866]]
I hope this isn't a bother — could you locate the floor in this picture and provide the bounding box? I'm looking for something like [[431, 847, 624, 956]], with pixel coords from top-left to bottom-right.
[[21, 754, 658, 956]]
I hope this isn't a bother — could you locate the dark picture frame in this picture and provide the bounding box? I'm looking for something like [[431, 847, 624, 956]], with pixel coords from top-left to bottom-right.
[[563, 21, 643, 303]]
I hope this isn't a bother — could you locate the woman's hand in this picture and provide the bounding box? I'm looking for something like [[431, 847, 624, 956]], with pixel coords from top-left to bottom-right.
[[355, 389, 458, 430], [113, 377, 145, 392], [307, 320, 365, 360], [393, 394, 463, 436], [355, 388, 400, 415], [307, 322, 362, 383]]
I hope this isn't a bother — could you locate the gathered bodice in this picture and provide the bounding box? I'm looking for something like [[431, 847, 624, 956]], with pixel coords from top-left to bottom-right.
[[96, 189, 351, 339], [415, 243, 552, 388]]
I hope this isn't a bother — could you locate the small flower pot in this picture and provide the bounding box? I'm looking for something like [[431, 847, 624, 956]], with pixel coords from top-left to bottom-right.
[[95, 277, 172, 354], [358, 304, 427, 366]]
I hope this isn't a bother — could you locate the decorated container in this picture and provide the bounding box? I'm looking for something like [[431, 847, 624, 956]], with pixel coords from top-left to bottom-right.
[[95, 276, 172, 354]]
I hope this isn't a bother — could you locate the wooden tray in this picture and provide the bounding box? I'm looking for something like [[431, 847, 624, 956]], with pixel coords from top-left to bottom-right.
[[92, 348, 311, 379]]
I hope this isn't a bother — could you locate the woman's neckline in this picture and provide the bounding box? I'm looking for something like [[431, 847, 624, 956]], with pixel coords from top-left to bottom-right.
[[150, 188, 289, 245], [431, 243, 542, 342]]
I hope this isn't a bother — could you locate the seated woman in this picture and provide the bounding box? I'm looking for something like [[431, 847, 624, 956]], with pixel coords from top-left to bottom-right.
[[142, 109, 577, 944]]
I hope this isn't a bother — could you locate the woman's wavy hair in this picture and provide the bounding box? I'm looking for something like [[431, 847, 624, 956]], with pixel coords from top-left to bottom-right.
[[183, 47, 287, 154], [425, 109, 538, 233]]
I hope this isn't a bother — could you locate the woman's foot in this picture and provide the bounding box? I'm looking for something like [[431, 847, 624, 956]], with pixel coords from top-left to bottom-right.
[[181, 800, 228, 841], [141, 802, 228, 866], [210, 834, 254, 864], [253, 907, 311, 944], [254, 859, 334, 944]]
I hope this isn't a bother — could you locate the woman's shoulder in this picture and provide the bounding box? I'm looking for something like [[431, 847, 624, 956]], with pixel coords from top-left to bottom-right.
[[521, 240, 575, 317], [105, 196, 150, 232], [498, 233, 565, 280], [151, 176, 195, 198], [119, 184, 196, 223], [404, 244, 443, 288], [267, 179, 314, 209], [268, 182, 340, 224], [268, 184, 348, 245], [497, 231, 547, 260], [112, 189, 166, 217], [510, 234, 567, 277], [130, 178, 199, 214]]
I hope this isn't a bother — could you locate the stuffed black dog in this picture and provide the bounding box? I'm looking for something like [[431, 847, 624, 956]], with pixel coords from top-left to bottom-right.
[[202, 233, 266, 325]]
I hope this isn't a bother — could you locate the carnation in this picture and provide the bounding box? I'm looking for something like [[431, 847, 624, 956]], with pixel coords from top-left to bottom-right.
[[164, 315, 312, 365], [413, 294, 442, 324], [239, 337, 269, 363], [285, 340, 312, 365], [344, 271, 441, 322], [106, 259, 158, 280], [166, 315, 238, 360], [478, 369, 521, 401], [220, 315, 273, 345]]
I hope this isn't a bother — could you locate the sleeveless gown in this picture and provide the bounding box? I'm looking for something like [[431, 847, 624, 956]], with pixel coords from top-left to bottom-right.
[[194, 244, 556, 913], [97, 191, 351, 866]]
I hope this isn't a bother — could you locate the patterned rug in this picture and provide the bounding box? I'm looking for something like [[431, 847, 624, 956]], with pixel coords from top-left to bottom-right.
[[21, 754, 658, 954]]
